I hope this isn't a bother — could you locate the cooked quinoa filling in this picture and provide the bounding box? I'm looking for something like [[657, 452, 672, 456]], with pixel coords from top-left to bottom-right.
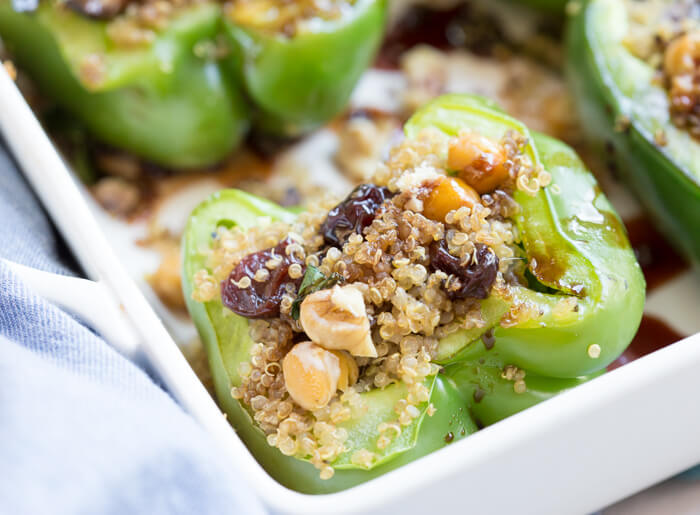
[[84, 0, 359, 47], [623, 0, 700, 139], [225, 0, 358, 37], [67, 0, 354, 47], [64, 0, 210, 47], [193, 128, 551, 479], [105, 0, 212, 48], [663, 29, 700, 140]]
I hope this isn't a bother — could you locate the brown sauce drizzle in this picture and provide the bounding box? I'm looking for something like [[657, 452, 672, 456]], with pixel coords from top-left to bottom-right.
[[610, 216, 689, 369], [608, 314, 685, 371], [624, 215, 690, 291], [375, 3, 505, 69], [375, 3, 563, 70], [376, 5, 462, 69], [602, 217, 689, 370], [481, 329, 495, 351]]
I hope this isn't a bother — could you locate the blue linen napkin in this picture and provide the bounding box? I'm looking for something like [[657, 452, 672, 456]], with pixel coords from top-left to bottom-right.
[[0, 143, 266, 515]]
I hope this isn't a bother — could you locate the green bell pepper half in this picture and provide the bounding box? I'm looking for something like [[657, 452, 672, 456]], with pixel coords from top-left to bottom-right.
[[443, 358, 602, 427], [410, 94, 645, 378], [222, 0, 386, 137], [0, 1, 249, 169], [181, 94, 644, 493], [182, 189, 477, 494], [0, 0, 387, 166], [566, 0, 700, 263]]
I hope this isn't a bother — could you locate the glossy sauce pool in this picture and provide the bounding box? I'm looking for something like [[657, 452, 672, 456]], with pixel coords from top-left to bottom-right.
[[608, 314, 685, 371], [607, 214, 691, 368]]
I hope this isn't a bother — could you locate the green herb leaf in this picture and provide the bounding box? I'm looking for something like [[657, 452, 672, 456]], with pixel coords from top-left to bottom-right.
[[290, 265, 345, 320]]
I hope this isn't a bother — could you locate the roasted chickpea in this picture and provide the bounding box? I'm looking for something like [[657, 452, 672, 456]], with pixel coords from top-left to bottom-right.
[[664, 32, 700, 77], [447, 131, 509, 194], [282, 341, 340, 410], [423, 176, 481, 222]]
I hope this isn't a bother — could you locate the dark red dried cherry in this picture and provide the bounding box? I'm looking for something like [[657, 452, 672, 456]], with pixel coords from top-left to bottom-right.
[[320, 184, 392, 247], [221, 238, 304, 318], [429, 240, 498, 299]]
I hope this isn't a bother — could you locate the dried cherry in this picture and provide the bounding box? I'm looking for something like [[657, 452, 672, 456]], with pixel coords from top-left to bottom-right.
[[429, 240, 498, 299], [221, 238, 304, 318], [320, 184, 392, 247]]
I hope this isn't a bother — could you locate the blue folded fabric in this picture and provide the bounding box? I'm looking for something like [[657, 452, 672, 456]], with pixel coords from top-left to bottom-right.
[[0, 143, 266, 514]]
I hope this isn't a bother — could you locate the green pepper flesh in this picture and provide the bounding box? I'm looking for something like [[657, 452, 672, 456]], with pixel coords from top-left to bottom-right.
[[223, 0, 387, 136], [408, 95, 645, 378], [566, 0, 700, 263], [0, 0, 387, 166], [0, 2, 250, 169]]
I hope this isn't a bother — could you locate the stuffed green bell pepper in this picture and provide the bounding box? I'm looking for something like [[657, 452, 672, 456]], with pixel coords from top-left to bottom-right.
[[0, 1, 249, 169], [0, 0, 386, 168], [182, 94, 644, 493], [566, 0, 700, 263], [222, 0, 386, 137]]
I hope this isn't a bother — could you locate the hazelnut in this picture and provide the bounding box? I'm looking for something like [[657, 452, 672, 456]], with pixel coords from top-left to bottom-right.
[[332, 350, 359, 391], [282, 342, 340, 411], [300, 284, 377, 357]]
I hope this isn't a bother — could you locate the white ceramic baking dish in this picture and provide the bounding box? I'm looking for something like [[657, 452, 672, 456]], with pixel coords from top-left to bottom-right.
[[2, 65, 700, 515]]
